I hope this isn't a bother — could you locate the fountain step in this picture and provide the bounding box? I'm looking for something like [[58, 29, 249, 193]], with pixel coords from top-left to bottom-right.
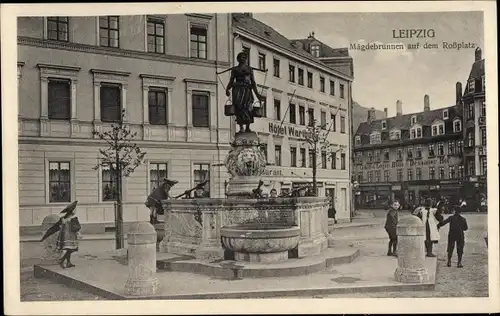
[[156, 247, 360, 278], [33, 249, 437, 300]]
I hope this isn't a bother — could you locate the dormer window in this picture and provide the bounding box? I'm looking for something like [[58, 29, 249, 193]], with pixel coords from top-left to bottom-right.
[[469, 79, 475, 93], [431, 121, 445, 136], [311, 44, 320, 57], [370, 131, 381, 144], [453, 118, 462, 133], [443, 110, 449, 120], [381, 120, 387, 130], [410, 126, 422, 139], [355, 135, 361, 145], [411, 115, 417, 125], [389, 129, 401, 140]]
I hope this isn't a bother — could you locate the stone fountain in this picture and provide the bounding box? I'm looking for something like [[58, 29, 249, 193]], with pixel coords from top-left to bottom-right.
[[160, 131, 330, 263]]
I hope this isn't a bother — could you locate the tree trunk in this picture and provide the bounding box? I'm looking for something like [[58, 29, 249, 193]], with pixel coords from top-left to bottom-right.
[[115, 154, 124, 250], [312, 145, 317, 196]]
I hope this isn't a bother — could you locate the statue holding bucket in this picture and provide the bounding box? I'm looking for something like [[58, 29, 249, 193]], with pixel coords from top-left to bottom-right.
[[223, 51, 266, 133]]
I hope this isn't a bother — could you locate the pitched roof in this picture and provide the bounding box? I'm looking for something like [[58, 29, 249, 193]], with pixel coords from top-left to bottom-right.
[[468, 59, 485, 80], [355, 105, 463, 136], [291, 37, 350, 58], [463, 59, 485, 95], [232, 14, 352, 79]]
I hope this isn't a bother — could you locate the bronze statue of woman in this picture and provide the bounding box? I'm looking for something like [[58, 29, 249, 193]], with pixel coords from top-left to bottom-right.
[[226, 51, 265, 133]]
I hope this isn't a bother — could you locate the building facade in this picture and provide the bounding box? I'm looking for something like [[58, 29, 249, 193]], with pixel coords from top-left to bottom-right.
[[229, 14, 354, 220], [462, 47, 487, 209], [17, 14, 232, 234], [353, 95, 464, 209]]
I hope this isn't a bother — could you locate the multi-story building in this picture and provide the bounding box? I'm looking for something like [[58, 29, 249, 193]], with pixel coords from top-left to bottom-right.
[[17, 14, 232, 234], [353, 94, 464, 209], [462, 47, 486, 208], [230, 14, 354, 220]]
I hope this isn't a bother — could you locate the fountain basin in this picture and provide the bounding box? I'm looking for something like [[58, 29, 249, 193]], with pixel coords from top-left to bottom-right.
[[221, 224, 300, 264]]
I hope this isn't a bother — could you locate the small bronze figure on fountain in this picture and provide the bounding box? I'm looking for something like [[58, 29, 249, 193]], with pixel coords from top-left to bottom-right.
[[225, 51, 266, 133]]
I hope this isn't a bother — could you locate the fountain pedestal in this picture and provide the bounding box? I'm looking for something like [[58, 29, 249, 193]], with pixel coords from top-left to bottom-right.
[[224, 131, 267, 199], [221, 224, 300, 263]]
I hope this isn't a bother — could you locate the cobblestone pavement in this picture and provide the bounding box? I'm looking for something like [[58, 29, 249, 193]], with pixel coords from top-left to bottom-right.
[[305, 213, 489, 298], [20, 213, 488, 301], [20, 271, 106, 301]]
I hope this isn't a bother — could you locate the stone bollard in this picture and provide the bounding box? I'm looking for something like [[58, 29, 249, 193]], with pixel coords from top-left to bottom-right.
[[124, 222, 160, 296], [40, 214, 62, 264], [394, 215, 429, 283]]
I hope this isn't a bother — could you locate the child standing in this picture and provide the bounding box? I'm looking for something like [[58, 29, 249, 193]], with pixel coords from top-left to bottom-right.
[[437, 207, 468, 268], [40, 201, 82, 269], [384, 200, 400, 256]]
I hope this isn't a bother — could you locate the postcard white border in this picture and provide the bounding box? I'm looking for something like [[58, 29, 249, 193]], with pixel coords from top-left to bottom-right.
[[2, 1, 498, 315]]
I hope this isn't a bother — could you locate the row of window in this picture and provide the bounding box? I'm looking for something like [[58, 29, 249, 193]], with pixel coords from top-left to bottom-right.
[[264, 145, 346, 170], [465, 101, 486, 121], [355, 140, 465, 163], [356, 157, 487, 184], [362, 119, 463, 145], [465, 128, 487, 148], [262, 99, 346, 132], [46, 78, 210, 127], [357, 165, 465, 183], [46, 16, 208, 59], [48, 161, 210, 203], [243, 46, 346, 98]]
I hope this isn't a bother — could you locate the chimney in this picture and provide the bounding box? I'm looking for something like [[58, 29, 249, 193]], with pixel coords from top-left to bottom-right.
[[367, 107, 376, 122], [475, 47, 482, 61], [424, 94, 430, 111], [456, 82, 463, 104], [396, 100, 402, 116], [384, 107, 388, 118], [243, 12, 253, 18]]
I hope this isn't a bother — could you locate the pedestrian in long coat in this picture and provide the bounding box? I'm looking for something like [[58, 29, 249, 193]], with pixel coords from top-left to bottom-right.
[[384, 200, 400, 256], [413, 198, 444, 257], [40, 201, 82, 269]]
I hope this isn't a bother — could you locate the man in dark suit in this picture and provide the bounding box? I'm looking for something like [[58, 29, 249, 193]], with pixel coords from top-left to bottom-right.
[[438, 207, 468, 268]]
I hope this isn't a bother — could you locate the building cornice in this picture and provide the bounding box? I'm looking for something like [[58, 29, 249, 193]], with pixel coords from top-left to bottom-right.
[[183, 78, 217, 85], [37, 63, 81, 72], [354, 132, 463, 151], [18, 136, 232, 150], [234, 27, 353, 82], [18, 36, 230, 69], [90, 69, 130, 77], [139, 74, 176, 81], [185, 13, 214, 20]]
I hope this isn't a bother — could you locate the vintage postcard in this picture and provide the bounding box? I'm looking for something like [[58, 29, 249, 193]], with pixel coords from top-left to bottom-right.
[[2, 1, 498, 315]]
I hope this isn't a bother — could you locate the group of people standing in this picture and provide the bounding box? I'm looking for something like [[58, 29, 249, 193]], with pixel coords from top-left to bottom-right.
[[384, 197, 469, 268]]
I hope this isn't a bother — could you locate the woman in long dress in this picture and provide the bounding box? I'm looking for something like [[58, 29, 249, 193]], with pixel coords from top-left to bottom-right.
[[412, 198, 444, 257], [226, 52, 265, 133]]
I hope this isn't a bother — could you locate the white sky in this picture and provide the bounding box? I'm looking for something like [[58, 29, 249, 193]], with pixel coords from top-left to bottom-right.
[[254, 12, 484, 116]]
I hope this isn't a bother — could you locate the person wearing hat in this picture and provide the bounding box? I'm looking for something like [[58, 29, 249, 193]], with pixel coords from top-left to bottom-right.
[[145, 178, 178, 224], [40, 201, 82, 269], [412, 198, 444, 257]]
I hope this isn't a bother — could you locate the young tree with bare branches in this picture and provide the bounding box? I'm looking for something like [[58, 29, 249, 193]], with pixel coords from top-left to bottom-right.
[[300, 119, 335, 195], [93, 109, 146, 249]]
